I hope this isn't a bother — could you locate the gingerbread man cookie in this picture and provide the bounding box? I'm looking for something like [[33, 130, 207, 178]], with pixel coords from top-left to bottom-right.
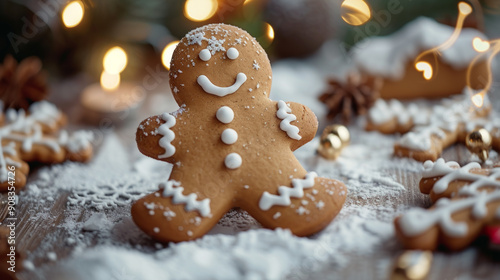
[[366, 95, 500, 161], [395, 159, 500, 250], [132, 24, 347, 242], [0, 101, 93, 191]]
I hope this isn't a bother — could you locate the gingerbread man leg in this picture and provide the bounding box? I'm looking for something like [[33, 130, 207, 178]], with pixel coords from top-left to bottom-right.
[[131, 170, 233, 242], [239, 170, 347, 236]]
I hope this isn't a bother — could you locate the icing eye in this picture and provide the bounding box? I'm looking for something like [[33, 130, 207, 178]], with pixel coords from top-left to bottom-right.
[[199, 49, 211, 61], [227, 47, 239, 60]]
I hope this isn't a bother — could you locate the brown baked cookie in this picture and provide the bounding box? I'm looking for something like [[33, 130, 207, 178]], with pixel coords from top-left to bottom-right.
[[394, 159, 500, 250], [0, 101, 94, 191], [366, 97, 500, 162], [352, 17, 488, 100], [132, 24, 347, 242]]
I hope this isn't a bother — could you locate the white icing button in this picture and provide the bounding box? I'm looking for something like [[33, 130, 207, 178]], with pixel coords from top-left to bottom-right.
[[227, 47, 239, 60], [221, 128, 238, 145], [199, 49, 211, 61], [216, 106, 234, 124], [225, 153, 242, 169]]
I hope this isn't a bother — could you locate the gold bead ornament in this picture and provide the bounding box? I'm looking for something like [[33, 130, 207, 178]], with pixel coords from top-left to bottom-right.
[[317, 125, 350, 160], [466, 128, 492, 162], [390, 250, 433, 280]]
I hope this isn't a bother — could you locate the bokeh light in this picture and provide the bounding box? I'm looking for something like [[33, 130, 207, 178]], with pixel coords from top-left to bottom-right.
[[341, 0, 371, 26], [471, 93, 484, 108], [162, 41, 179, 70], [184, 0, 218, 22], [472, 37, 490, 52], [266, 23, 275, 41], [62, 1, 84, 28], [100, 71, 120, 91], [103, 47, 128, 74], [458, 1, 472, 15], [415, 62, 433, 80]]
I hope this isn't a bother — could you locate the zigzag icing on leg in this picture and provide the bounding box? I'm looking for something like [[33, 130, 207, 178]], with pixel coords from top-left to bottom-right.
[[259, 172, 317, 211], [160, 180, 211, 217]]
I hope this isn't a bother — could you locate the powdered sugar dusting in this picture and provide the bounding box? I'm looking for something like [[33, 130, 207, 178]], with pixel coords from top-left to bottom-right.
[[24, 124, 415, 280], [296, 128, 421, 201], [22, 133, 170, 210]]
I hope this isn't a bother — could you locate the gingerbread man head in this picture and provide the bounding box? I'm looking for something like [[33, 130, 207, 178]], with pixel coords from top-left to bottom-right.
[[133, 24, 346, 242], [169, 24, 272, 107]]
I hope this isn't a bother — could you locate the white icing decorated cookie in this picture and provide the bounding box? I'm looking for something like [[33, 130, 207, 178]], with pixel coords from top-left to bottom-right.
[[395, 159, 500, 251], [0, 101, 94, 192], [352, 17, 489, 100], [366, 92, 500, 162], [133, 24, 346, 243]]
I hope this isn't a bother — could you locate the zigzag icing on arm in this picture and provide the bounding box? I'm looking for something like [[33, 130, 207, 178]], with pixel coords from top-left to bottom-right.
[[160, 180, 211, 217], [158, 113, 176, 159], [276, 100, 301, 140], [259, 172, 317, 211], [398, 159, 500, 238]]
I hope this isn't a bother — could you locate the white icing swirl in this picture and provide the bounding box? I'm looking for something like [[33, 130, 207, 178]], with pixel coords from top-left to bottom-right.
[[259, 172, 317, 211], [158, 113, 176, 159], [276, 100, 301, 140], [160, 180, 211, 217], [197, 73, 247, 97]]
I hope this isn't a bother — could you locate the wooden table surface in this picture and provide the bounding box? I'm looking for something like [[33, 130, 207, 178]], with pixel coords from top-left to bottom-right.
[[2, 74, 500, 280]]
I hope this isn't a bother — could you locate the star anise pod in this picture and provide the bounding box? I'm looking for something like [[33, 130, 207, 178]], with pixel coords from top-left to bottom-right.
[[319, 73, 382, 123], [0, 55, 49, 111]]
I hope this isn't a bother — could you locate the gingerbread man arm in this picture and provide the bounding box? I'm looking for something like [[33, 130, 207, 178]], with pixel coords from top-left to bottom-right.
[[136, 113, 178, 164], [276, 101, 318, 151]]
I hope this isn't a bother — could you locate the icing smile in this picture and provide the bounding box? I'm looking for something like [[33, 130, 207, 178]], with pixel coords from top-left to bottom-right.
[[197, 73, 247, 97]]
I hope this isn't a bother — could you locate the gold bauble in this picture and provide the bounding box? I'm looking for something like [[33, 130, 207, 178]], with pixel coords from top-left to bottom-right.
[[317, 125, 350, 160], [391, 250, 433, 280], [322, 124, 350, 146], [465, 128, 492, 161]]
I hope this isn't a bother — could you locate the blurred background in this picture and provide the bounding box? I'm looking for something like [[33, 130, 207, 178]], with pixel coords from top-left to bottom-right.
[[0, 0, 499, 124], [1, 0, 499, 78]]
